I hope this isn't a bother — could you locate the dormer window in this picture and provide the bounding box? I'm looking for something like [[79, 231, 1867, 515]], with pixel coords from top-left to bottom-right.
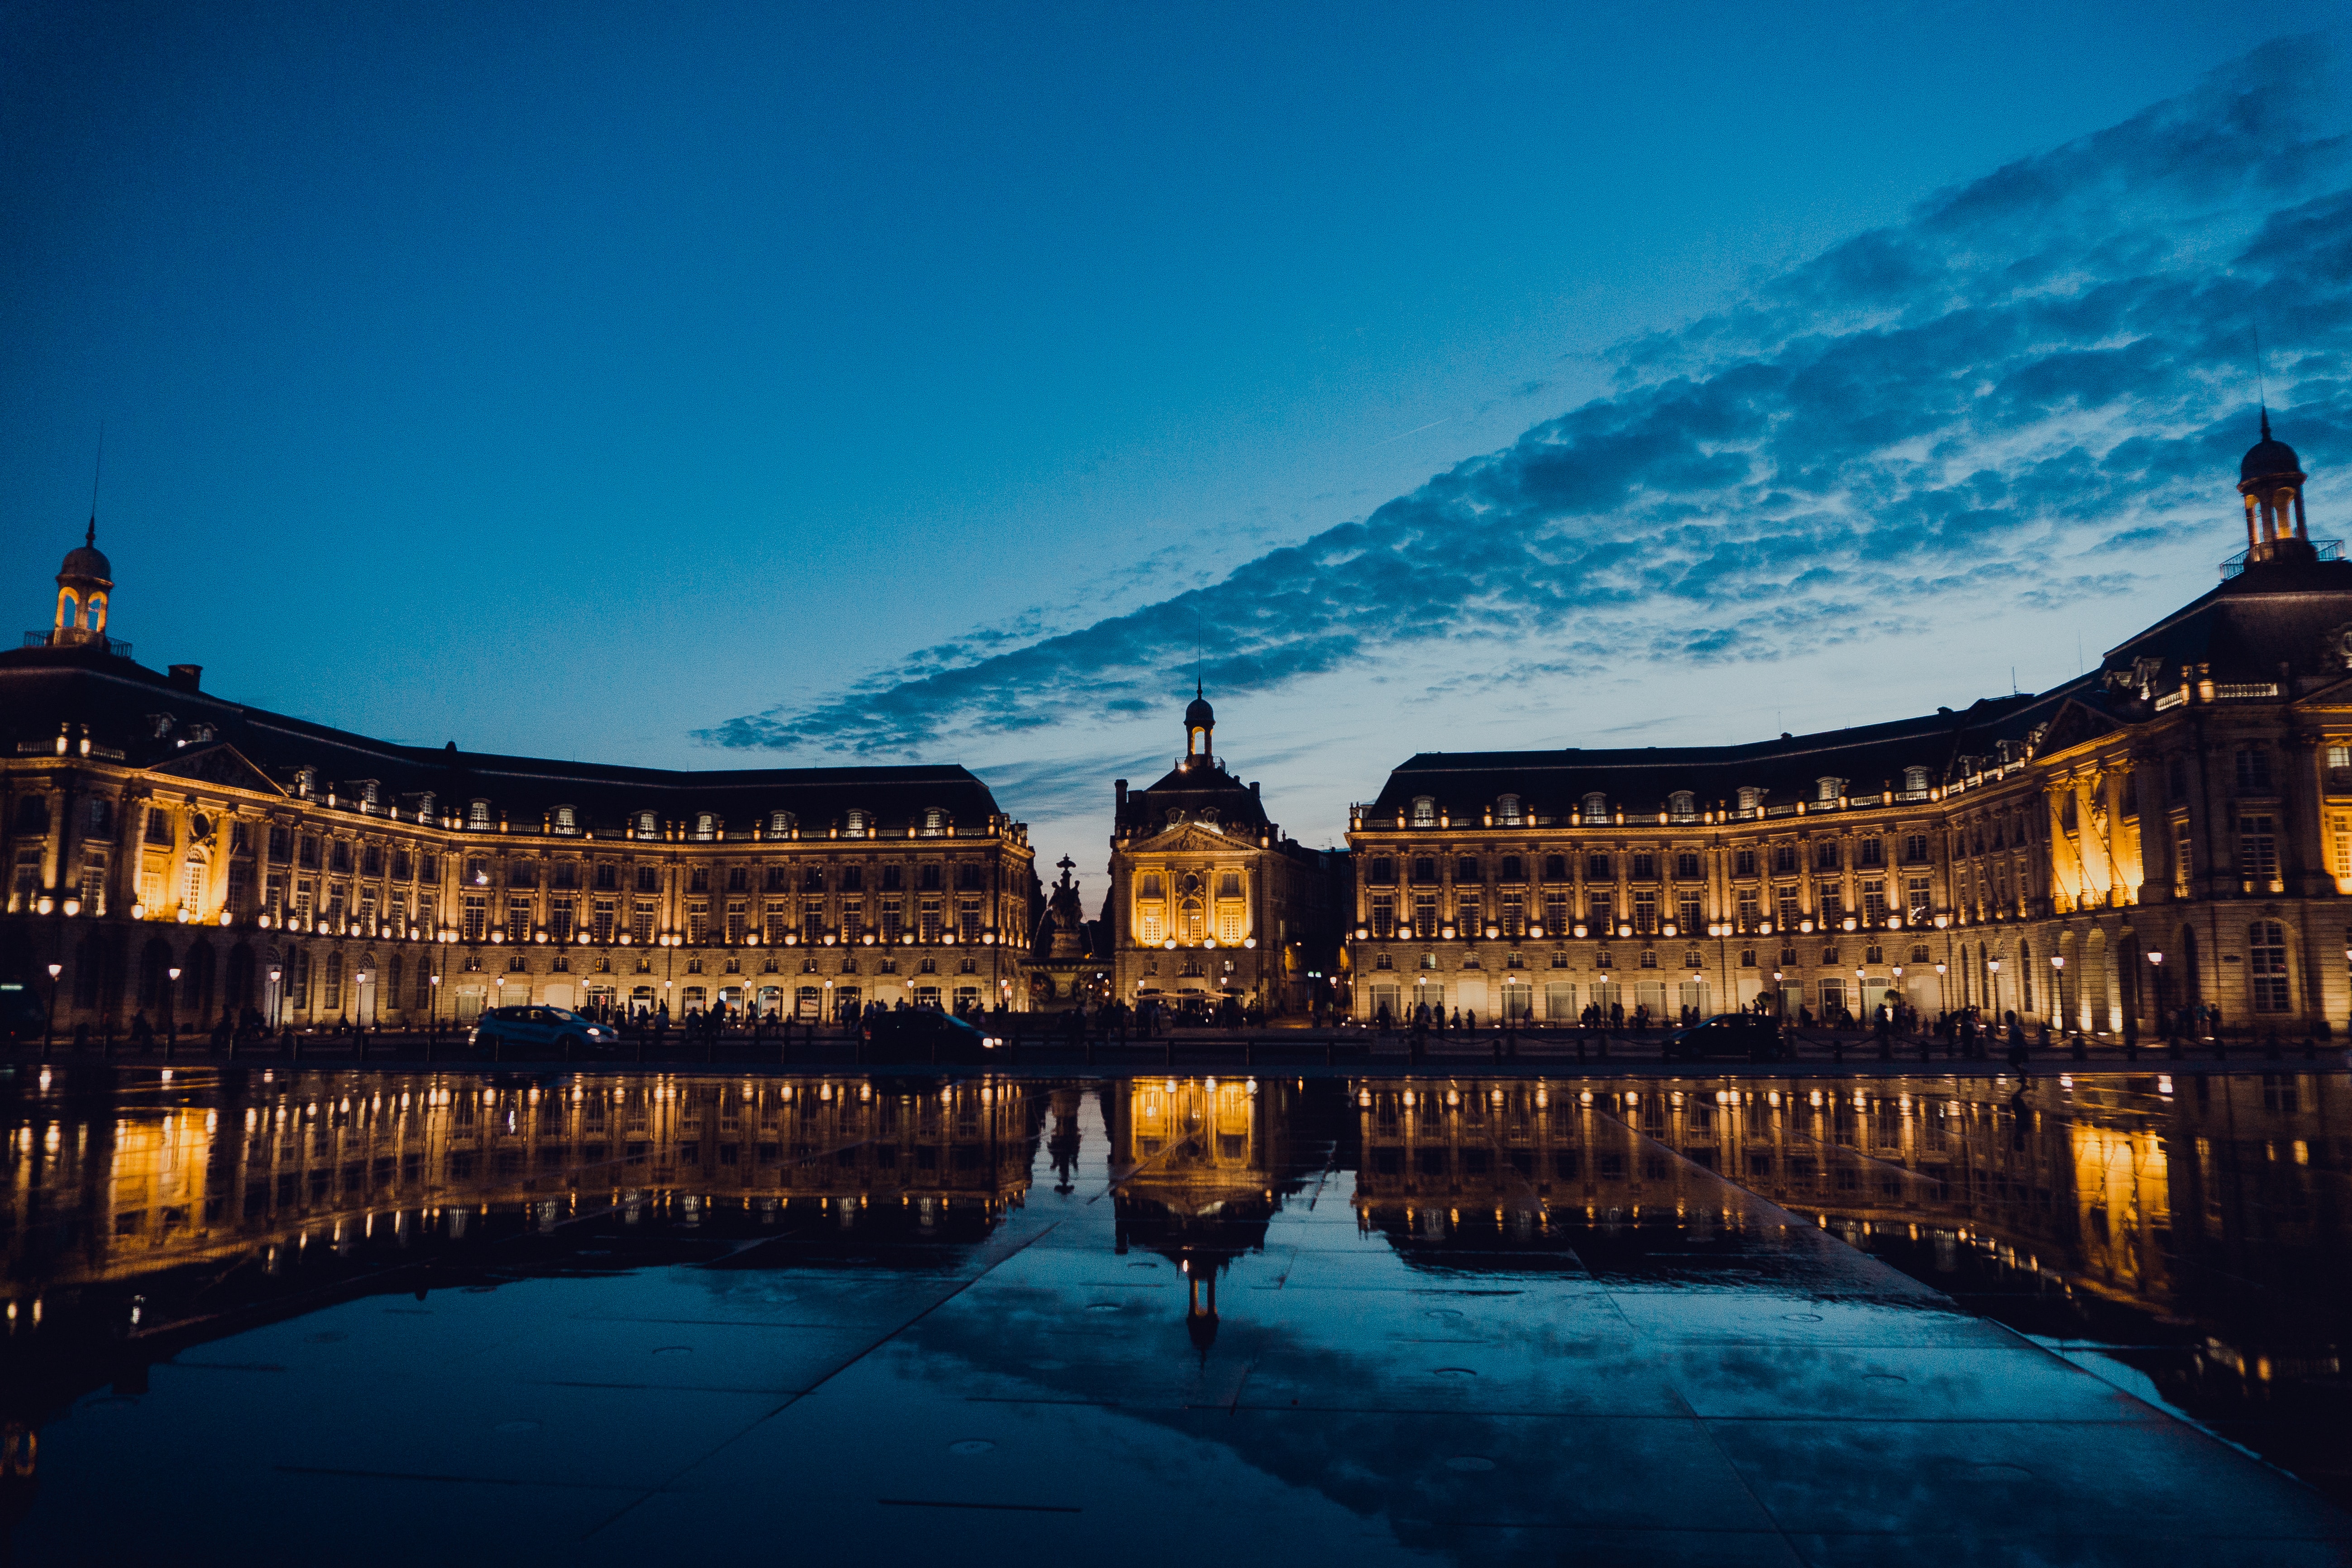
[[1736, 786, 1763, 812], [553, 804, 578, 835], [1496, 794, 1522, 825], [1164, 809, 1186, 828], [693, 813, 717, 840], [1668, 790, 1697, 822], [920, 808, 947, 837], [1816, 777, 1843, 804], [1903, 765, 1930, 794], [844, 809, 867, 835], [1198, 808, 1219, 828], [417, 792, 435, 822], [468, 798, 491, 830], [636, 810, 657, 837], [1581, 792, 1608, 821], [358, 779, 379, 807], [1410, 796, 1437, 827], [296, 767, 316, 798]]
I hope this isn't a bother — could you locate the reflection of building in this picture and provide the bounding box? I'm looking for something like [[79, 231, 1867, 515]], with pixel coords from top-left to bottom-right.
[[1345, 430, 2352, 1037], [1106, 690, 1349, 1017], [0, 1071, 1039, 1310], [0, 533, 1038, 1030], [1106, 1076, 1301, 1351]]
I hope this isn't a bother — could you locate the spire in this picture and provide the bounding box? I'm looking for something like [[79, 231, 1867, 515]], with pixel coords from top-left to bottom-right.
[[2261, 407, 2272, 443]]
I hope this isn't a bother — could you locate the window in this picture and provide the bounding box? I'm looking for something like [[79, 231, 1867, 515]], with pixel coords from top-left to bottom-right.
[[1772, 843, 1797, 875], [1411, 856, 1438, 884], [1631, 852, 1655, 880], [86, 797, 114, 838], [1496, 794, 1522, 825], [595, 861, 617, 890], [1542, 892, 1566, 933], [2331, 813, 2352, 886], [846, 809, 868, 834], [636, 810, 659, 837], [1455, 894, 1480, 933], [2119, 773, 2138, 818], [693, 813, 717, 840], [1903, 765, 1930, 794], [1858, 838, 1883, 867], [921, 807, 947, 837], [1860, 880, 1886, 923], [1816, 776, 1842, 803], [1668, 791, 1696, 821], [145, 808, 174, 846], [727, 866, 750, 893], [1587, 891, 1614, 931], [1814, 840, 1840, 871], [2236, 747, 2273, 792], [1906, 877, 1931, 923], [1218, 870, 1242, 897], [1674, 851, 1701, 879], [881, 865, 903, 891], [469, 799, 492, 830], [1582, 792, 1608, 820], [1677, 894, 1701, 933], [1903, 833, 1928, 864], [1543, 855, 1567, 880], [2167, 756, 2188, 801], [2239, 815, 2280, 892], [2249, 921, 2291, 1012], [1501, 891, 1525, 936], [1587, 852, 1611, 882], [633, 901, 655, 943], [636, 864, 659, 892], [1633, 890, 1658, 934], [2060, 794, 2078, 832], [1410, 796, 1437, 827], [1817, 882, 1843, 920], [1370, 894, 1395, 937], [770, 810, 794, 836], [1733, 847, 1756, 878], [508, 898, 533, 941], [1456, 856, 1481, 884], [688, 866, 710, 893], [1736, 888, 1759, 928], [1499, 855, 1523, 882], [1368, 856, 1395, 886], [553, 805, 578, 834]]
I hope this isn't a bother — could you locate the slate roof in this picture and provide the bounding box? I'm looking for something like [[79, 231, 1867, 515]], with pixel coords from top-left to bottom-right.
[[0, 642, 1008, 833], [1365, 553, 2352, 822]]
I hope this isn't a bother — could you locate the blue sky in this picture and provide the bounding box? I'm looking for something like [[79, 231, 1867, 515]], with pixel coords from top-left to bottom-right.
[[4, 5, 2348, 900]]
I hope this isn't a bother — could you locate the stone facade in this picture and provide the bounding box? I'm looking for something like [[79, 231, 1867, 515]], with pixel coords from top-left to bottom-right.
[[1105, 691, 1351, 1018], [0, 535, 1037, 1034], [1343, 426, 2352, 1039]]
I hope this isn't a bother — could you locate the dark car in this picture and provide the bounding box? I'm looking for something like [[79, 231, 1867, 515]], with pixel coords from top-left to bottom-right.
[[467, 1005, 622, 1059], [1662, 1012, 1784, 1063], [858, 1009, 1004, 1064]]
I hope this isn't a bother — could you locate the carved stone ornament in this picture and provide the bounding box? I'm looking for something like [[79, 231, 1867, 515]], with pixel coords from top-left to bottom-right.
[[2320, 623, 2352, 672]]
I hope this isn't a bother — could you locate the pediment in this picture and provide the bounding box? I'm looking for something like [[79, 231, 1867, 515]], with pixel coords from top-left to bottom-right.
[[1133, 823, 1252, 855], [145, 742, 287, 798], [2037, 699, 2123, 756]]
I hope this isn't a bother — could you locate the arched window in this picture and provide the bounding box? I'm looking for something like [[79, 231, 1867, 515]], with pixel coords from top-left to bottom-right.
[[693, 813, 716, 840], [1410, 796, 1437, 827], [86, 593, 105, 632], [1496, 794, 1522, 825], [553, 805, 577, 834], [1668, 791, 1697, 822], [57, 589, 79, 630], [1198, 808, 1219, 828], [1179, 898, 1204, 943], [921, 808, 947, 837], [468, 798, 491, 830], [1582, 792, 1609, 821], [636, 810, 657, 837], [844, 809, 866, 834]]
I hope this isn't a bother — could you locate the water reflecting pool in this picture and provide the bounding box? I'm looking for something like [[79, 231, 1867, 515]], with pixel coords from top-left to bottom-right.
[[6, 1065, 2350, 1564]]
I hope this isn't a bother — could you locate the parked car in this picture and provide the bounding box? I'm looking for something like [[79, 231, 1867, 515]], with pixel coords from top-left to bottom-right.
[[1661, 1012, 1784, 1063], [467, 1005, 622, 1058], [858, 1009, 1004, 1064]]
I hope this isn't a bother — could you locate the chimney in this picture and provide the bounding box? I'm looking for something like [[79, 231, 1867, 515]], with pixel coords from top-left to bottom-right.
[[1250, 781, 1261, 797], [167, 664, 202, 691], [1114, 779, 1128, 814]]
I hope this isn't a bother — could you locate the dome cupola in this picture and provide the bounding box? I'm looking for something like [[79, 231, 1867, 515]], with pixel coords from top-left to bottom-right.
[[2237, 411, 2315, 569], [49, 518, 115, 648]]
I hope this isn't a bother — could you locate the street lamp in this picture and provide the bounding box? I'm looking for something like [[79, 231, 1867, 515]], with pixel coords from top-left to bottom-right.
[[44, 962, 61, 1053], [165, 966, 182, 1053], [357, 970, 373, 1033], [2050, 953, 2065, 1027]]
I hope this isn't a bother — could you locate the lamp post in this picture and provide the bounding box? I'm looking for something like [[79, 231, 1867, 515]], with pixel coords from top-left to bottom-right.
[[2051, 953, 2066, 1032], [43, 962, 62, 1056], [268, 966, 282, 1033], [165, 965, 182, 1057]]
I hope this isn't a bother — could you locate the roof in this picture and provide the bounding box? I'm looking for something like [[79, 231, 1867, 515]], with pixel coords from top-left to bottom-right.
[[0, 642, 1009, 833]]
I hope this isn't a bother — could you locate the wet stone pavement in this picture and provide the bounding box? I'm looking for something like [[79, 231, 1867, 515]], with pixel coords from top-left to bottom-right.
[[5, 1065, 2351, 1566]]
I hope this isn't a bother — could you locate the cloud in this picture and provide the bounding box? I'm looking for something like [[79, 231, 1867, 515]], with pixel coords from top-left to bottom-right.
[[703, 39, 2352, 760]]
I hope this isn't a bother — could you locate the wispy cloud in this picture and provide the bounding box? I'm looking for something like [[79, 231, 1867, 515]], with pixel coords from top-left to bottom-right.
[[703, 39, 2352, 760]]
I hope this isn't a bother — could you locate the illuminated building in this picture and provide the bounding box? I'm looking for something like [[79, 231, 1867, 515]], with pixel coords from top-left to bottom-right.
[[1105, 688, 1350, 1017], [1345, 427, 2352, 1036], [0, 533, 1038, 1030]]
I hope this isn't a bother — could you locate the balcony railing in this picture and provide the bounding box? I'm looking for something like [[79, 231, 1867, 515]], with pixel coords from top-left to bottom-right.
[[2220, 539, 2343, 579], [23, 630, 133, 658]]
